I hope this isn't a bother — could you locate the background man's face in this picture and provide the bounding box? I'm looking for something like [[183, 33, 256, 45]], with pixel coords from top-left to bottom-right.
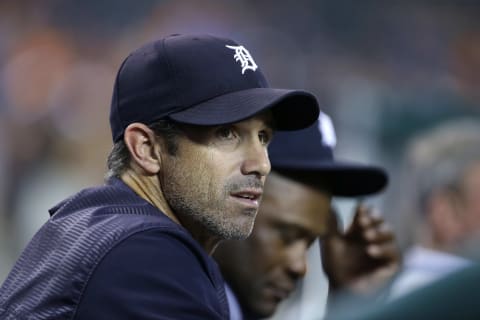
[[437, 161, 480, 246], [160, 112, 273, 240], [215, 171, 331, 318]]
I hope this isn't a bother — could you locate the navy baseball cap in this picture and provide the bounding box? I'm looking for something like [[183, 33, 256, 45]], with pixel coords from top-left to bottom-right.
[[268, 112, 388, 197], [110, 34, 320, 142]]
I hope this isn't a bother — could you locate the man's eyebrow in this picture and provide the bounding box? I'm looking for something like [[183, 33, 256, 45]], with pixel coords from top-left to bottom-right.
[[275, 220, 317, 239], [264, 117, 277, 131]]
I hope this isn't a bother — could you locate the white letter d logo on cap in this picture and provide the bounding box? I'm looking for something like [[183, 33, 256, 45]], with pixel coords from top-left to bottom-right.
[[226, 45, 258, 74]]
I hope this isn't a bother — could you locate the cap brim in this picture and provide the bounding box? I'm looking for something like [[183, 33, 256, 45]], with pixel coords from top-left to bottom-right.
[[273, 160, 388, 197], [168, 87, 319, 130]]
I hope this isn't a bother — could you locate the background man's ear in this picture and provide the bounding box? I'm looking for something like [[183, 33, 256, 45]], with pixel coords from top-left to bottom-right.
[[427, 190, 464, 247], [123, 123, 161, 175]]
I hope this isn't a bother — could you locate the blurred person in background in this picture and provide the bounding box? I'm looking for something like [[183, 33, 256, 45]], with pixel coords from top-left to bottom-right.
[[387, 118, 480, 298], [0, 34, 320, 319], [214, 112, 400, 320], [0, 27, 81, 278], [327, 263, 480, 320]]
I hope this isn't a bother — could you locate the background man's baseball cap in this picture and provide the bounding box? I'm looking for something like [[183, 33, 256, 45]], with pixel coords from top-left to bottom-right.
[[268, 112, 388, 197], [110, 34, 320, 142]]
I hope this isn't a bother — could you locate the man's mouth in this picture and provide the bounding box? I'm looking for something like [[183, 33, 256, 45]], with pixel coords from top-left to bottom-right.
[[265, 285, 294, 302], [230, 189, 262, 208]]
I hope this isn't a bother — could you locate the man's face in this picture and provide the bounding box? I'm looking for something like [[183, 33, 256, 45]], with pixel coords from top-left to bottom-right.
[[214, 171, 331, 318], [160, 112, 273, 241]]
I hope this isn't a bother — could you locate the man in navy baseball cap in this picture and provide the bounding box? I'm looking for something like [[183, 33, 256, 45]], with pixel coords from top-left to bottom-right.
[[0, 34, 319, 320], [215, 112, 399, 320]]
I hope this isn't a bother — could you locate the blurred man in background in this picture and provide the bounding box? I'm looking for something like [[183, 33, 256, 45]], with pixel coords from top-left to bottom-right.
[[328, 263, 480, 320], [214, 112, 399, 320], [387, 118, 480, 298]]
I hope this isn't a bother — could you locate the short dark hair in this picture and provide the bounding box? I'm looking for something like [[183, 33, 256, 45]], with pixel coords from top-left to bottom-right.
[[105, 119, 180, 180]]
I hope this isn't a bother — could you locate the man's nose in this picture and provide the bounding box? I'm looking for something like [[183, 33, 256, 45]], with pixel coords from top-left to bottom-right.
[[240, 142, 271, 178], [286, 242, 308, 279]]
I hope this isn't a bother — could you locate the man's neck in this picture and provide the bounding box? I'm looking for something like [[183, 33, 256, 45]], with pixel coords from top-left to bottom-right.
[[120, 170, 220, 254], [121, 171, 180, 225]]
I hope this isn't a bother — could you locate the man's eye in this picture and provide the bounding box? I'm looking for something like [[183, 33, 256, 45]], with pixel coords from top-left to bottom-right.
[[258, 131, 271, 145], [216, 127, 236, 140], [280, 230, 299, 245], [276, 225, 299, 245]]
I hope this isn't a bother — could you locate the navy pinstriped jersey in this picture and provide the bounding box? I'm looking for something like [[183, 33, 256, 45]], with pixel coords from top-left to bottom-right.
[[0, 178, 229, 319]]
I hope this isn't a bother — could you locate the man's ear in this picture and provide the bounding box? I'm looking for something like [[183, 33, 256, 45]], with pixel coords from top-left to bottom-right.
[[427, 190, 464, 246], [123, 123, 161, 175]]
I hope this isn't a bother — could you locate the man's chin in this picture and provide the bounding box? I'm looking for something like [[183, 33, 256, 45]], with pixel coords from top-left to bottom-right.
[[222, 215, 256, 240], [248, 300, 279, 319], [213, 222, 255, 240]]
